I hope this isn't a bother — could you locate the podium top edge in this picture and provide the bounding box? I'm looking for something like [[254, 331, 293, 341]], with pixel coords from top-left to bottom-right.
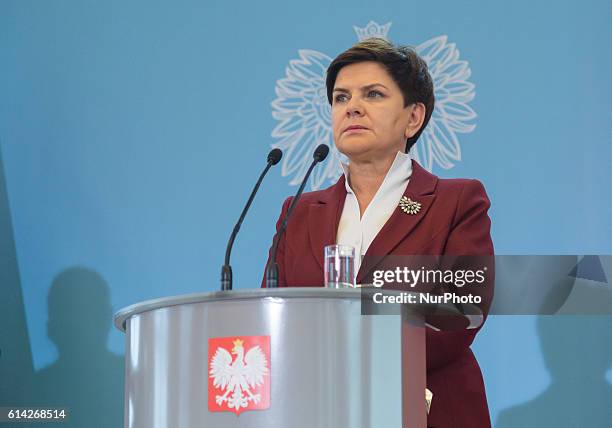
[[113, 287, 363, 332], [113, 287, 483, 332]]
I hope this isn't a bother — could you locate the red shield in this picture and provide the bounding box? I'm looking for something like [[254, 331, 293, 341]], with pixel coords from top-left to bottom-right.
[[208, 335, 271, 415]]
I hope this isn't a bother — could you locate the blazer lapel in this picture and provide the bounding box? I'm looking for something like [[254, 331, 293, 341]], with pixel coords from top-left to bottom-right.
[[308, 176, 347, 271], [357, 161, 438, 284]]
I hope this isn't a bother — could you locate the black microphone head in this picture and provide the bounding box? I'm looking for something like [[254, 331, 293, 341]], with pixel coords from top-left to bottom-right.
[[313, 144, 329, 162], [267, 148, 283, 165]]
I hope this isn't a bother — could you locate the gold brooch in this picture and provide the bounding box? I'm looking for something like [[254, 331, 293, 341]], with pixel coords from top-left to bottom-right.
[[399, 196, 421, 215]]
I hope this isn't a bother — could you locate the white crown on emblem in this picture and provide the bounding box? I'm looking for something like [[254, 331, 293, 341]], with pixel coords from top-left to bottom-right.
[[353, 21, 391, 41]]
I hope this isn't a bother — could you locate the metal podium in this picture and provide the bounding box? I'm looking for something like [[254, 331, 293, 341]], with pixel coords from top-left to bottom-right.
[[114, 288, 480, 428]]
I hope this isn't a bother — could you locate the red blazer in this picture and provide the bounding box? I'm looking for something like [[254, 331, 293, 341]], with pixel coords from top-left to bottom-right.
[[263, 160, 494, 428]]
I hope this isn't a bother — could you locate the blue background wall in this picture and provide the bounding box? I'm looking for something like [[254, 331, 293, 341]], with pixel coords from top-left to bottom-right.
[[1, 0, 611, 426]]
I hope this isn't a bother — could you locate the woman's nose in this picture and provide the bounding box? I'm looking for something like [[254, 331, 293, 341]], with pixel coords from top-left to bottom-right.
[[345, 98, 364, 117], [346, 106, 364, 118]]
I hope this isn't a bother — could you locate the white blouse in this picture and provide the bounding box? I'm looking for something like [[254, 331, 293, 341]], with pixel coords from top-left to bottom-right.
[[336, 151, 413, 275]]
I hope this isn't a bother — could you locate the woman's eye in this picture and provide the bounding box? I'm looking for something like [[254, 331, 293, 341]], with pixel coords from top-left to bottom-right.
[[367, 90, 383, 98], [334, 93, 348, 103]]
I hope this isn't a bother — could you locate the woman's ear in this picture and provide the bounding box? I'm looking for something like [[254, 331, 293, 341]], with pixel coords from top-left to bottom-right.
[[404, 103, 426, 139]]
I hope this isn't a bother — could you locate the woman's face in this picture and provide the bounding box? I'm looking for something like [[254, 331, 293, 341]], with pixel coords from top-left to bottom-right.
[[332, 61, 415, 161]]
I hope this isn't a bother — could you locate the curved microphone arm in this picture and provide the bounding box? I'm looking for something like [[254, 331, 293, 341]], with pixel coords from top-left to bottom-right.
[[221, 148, 282, 291], [265, 144, 329, 288]]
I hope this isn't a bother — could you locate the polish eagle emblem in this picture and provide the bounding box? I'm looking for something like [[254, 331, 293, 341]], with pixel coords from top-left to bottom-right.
[[208, 336, 270, 414], [271, 21, 477, 189]]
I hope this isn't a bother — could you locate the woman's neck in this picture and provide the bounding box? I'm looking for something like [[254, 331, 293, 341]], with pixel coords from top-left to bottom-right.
[[347, 153, 397, 216]]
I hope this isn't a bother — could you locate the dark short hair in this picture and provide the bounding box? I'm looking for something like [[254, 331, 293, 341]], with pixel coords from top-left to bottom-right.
[[326, 38, 435, 152]]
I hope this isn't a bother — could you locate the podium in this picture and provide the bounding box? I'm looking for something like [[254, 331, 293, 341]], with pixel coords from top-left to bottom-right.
[[114, 288, 480, 428]]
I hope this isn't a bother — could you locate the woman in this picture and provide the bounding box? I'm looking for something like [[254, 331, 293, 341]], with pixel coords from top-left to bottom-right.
[[264, 38, 494, 428]]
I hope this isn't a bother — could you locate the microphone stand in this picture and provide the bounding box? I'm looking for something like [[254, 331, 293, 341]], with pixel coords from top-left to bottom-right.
[[265, 144, 329, 288], [221, 149, 282, 291]]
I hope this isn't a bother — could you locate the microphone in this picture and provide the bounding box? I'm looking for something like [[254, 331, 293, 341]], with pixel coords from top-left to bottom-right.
[[265, 144, 329, 288], [221, 148, 283, 291]]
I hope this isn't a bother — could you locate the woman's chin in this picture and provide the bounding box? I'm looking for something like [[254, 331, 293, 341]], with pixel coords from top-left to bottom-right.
[[338, 142, 396, 162], [337, 138, 376, 156]]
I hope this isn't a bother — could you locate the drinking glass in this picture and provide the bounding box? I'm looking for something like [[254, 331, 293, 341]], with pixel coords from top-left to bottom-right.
[[324, 245, 356, 288]]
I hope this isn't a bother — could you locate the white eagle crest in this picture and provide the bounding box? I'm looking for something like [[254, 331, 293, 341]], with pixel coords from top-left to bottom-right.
[[271, 21, 477, 189], [209, 338, 269, 410]]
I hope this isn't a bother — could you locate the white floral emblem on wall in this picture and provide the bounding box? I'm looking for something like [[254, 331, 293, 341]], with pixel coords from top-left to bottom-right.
[[271, 21, 477, 190]]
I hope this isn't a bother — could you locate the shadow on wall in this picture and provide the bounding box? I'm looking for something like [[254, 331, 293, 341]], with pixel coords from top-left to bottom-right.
[[496, 315, 612, 427], [28, 267, 124, 427], [0, 141, 33, 420]]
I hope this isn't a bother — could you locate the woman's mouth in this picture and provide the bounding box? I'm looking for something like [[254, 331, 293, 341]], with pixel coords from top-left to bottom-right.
[[344, 125, 369, 134]]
